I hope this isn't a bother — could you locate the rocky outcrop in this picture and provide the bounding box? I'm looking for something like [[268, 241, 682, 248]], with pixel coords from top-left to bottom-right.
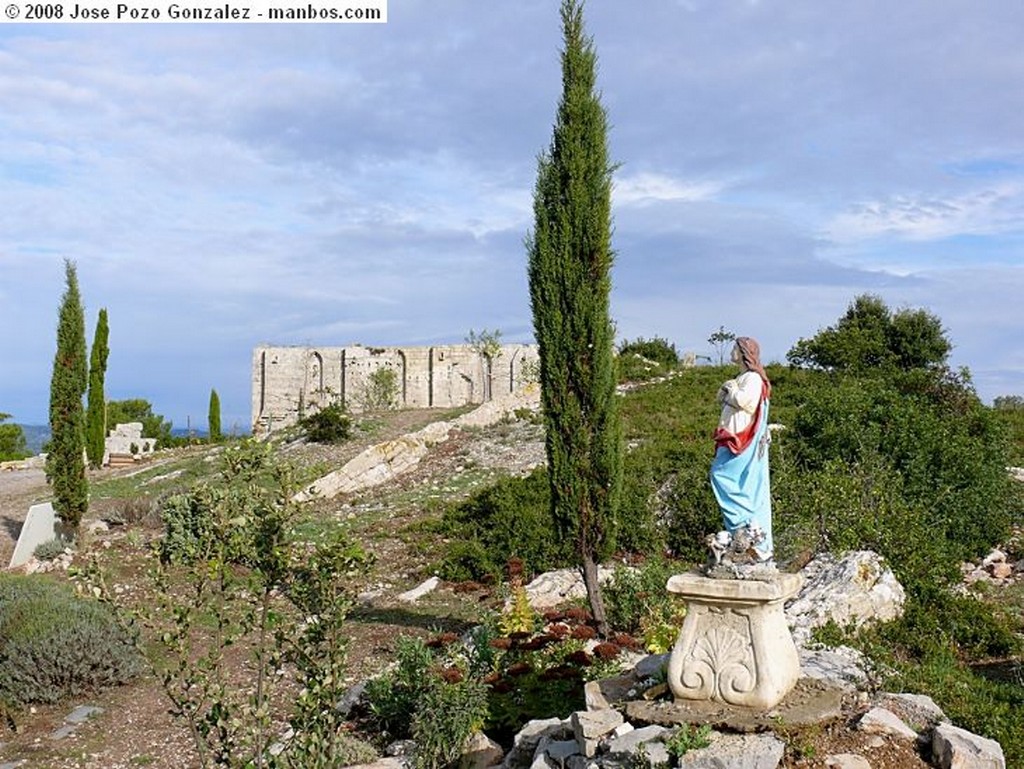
[[785, 551, 906, 646], [294, 387, 540, 502]]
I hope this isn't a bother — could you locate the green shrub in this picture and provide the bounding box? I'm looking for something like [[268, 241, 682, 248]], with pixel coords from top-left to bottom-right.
[[358, 368, 400, 411], [0, 413, 29, 462], [438, 469, 571, 580], [619, 336, 679, 368], [0, 574, 142, 706], [604, 558, 685, 651], [617, 336, 679, 383], [301, 403, 352, 444], [365, 636, 435, 737], [656, 463, 718, 562], [787, 294, 950, 372], [781, 368, 1019, 574], [874, 586, 1020, 661], [993, 397, 1024, 466], [412, 676, 488, 769], [364, 634, 489, 767], [33, 538, 67, 562], [437, 540, 497, 583], [158, 440, 295, 566], [102, 495, 160, 527]]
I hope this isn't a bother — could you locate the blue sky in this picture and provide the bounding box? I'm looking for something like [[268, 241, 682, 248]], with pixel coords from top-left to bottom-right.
[[2, 0, 1023, 431]]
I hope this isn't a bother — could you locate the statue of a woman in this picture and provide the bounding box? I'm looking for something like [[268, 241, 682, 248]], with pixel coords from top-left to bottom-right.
[[709, 337, 773, 566]]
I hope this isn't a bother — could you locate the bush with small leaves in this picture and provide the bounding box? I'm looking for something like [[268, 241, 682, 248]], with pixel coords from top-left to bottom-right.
[[357, 368, 400, 412], [619, 337, 679, 368], [412, 675, 489, 769], [438, 468, 571, 581], [0, 574, 142, 706], [158, 440, 289, 566], [604, 558, 686, 653], [32, 538, 67, 562], [365, 636, 435, 738], [301, 403, 352, 444]]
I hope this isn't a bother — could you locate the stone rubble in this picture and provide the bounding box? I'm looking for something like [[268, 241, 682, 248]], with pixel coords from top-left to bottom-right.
[[346, 549, 1006, 769], [960, 543, 1024, 588]]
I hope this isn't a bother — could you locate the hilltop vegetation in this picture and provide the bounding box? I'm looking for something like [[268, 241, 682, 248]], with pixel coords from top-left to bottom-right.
[[1, 297, 1023, 767]]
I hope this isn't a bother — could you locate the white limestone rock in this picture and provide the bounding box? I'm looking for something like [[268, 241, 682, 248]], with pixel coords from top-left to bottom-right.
[[460, 732, 504, 769], [824, 755, 871, 769], [632, 653, 670, 680], [504, 718, 570, 769], [452, 387, 541, 429], [799, 646, 870, 691], [541, 739, 580, 764], [571, 710, 623, 758], [857, 707, 917, 741], [786, 551, 905, 647], [603, 725, 669, 766], [877, 692, 948, 730], [932, 723, 1006, 769], [520, 567, 616, 611], [397, 576, 441, 603], [676, 733, 786, 769]]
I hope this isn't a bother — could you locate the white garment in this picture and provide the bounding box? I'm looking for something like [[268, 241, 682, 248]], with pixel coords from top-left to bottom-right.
[[716, 370, 762, 436]]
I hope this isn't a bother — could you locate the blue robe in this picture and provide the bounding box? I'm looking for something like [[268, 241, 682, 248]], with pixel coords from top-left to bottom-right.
[[710, 398, 772, 558]]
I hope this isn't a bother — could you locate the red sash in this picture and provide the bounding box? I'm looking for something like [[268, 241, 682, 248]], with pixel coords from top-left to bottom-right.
[[713, 380, 768, 456]]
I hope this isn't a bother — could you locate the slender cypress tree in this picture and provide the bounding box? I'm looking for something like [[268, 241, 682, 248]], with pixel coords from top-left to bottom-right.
[[208, 388, 222, 442], [85, 308, 109, 468], [527, 0, 622, 637], [47, 259, 89, 531]]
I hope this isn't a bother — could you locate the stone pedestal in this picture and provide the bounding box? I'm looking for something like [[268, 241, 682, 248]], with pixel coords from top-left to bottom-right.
[[666, 572, 803, 710]]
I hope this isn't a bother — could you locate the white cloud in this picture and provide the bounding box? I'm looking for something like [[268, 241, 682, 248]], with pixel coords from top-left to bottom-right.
[[826, 184, 1024, 243], [613, 172, 726, 206], [3, 1, 1024, 425]]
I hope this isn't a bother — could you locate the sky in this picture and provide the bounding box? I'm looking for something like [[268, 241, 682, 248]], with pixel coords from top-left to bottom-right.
[[2, 0, 1023, 432]]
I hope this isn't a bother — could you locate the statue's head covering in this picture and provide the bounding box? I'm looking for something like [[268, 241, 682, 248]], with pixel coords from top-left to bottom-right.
[[735, 337, 770, 396]]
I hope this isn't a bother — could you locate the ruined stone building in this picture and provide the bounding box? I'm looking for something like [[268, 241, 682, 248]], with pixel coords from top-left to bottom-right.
[[251, 343, 538, 435]]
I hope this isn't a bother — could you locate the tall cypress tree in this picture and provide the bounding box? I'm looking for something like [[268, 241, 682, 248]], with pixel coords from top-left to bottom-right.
[[85, 308, 109, 468], [527, 0, 622, 636], [208, 388, 222, 442], [47, 259, 89, 531]]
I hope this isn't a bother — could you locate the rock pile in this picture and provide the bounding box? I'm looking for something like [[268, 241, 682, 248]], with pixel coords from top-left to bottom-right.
[[349, 549, 1007, 769], [961, 546, 1024, 587]]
